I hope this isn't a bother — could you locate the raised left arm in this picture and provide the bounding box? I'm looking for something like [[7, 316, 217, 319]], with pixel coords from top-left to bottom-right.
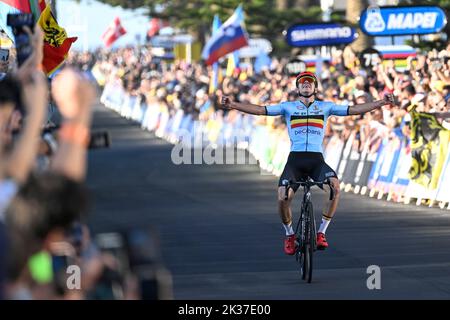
[[348, 94, 394, 116]]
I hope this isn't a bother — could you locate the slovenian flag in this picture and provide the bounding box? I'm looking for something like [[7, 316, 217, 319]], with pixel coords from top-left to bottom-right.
[[202, 5, 248, 66], [208, 14, 221, 94]]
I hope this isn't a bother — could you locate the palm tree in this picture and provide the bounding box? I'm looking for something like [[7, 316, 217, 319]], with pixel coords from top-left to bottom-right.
[[346, 0, 373, 52]]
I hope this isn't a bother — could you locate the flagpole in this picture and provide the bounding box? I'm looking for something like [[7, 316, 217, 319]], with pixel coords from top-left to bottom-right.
[[52, 0, 57, 19]]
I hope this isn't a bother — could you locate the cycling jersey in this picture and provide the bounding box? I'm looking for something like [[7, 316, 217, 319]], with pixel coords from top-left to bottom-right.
[[265, 100, 349, 153]]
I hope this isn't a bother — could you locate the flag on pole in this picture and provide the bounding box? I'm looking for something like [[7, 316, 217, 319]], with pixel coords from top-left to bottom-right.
[[202, 5, 248, 66], [209, 14, 221, 94], [226, 51, 240, 77], [225, 6, 243, 76], [30, 0, 46, 19], [0, 0, 31, 40], [38, 5, 77, 76], [101, 17, 127, 48], [147, 18, 169, 38], [408, 105, 450, 190], [0, 1, 47, 40], [0, 0, 30, 12]]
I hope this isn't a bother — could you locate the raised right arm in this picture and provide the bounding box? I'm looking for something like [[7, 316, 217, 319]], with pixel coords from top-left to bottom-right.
[[220, 95, 266, 115]]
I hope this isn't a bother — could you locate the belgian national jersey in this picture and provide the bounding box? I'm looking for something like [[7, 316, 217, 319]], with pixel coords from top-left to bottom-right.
[[265, 100, 349, 153]]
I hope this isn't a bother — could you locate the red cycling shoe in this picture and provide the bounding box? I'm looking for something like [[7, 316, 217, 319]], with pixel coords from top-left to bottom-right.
[[317, 232, 328, 250], [284, 234, 297, 255]]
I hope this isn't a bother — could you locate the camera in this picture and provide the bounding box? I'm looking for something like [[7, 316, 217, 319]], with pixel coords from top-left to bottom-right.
[[94, 229, 173, 300], [43, 125, 111, 150], [88, 131, 111, 150], [6, 13, 34, 67]]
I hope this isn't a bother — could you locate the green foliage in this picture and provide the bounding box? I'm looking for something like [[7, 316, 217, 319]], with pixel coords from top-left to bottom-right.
[[96, 0, 149, 9], [96, 0, 322, 53], [398, 0, 450, 10], [398, 0, 450, 51]]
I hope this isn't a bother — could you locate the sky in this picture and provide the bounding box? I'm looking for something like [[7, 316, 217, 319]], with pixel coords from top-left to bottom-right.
[[57, 0, 150, 51], [55, 0, 415, 52]]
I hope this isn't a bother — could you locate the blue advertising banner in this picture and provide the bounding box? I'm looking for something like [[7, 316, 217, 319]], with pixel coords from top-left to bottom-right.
[[285, 23, 357, 47], [360, 6, 447, 36]]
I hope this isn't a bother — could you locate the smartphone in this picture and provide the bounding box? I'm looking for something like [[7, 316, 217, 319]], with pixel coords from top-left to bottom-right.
[[0, 48, 9, 61], [52, 253, 73, 295], [123, 229, 173, 300], [7, 13, 34, 66]]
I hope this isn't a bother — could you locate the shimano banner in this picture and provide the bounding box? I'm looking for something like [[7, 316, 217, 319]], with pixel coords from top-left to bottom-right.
[[360, 6, 447, 36], [285, 23, 357, 47]]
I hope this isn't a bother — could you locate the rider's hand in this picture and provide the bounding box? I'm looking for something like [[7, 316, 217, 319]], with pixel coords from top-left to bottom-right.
[[382, 93, 395, 107], [220, 95, 233, 110]]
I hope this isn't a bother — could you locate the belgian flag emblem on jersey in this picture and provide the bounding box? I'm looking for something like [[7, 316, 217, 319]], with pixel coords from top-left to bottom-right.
[[290, 115, 324, 129]]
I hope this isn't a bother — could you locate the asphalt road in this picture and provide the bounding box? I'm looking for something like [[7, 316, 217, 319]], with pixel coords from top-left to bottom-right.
[[87, 103, 450, 299]]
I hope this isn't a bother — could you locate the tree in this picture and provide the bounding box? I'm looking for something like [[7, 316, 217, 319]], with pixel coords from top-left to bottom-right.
[[400, 0, 450, 51], [346, 0, 373, 52], [96, 0, 322, 54]]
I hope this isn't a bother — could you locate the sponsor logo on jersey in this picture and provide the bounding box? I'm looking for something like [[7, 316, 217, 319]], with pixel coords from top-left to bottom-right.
[[293, 128, 322, 135]]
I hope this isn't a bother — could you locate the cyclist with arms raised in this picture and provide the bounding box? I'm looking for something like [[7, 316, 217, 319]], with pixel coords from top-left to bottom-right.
[[221, 72, 394, 254]]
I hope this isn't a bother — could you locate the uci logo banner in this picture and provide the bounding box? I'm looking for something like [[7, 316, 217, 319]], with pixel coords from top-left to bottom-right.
[[360, 6, 447, 36]]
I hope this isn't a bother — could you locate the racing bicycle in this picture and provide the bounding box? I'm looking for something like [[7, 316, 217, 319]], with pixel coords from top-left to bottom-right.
[[282, 178, 334, 283]]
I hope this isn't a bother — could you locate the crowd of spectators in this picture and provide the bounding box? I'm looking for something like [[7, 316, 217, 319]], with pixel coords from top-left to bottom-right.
[[2, 22, 450, 299], [85, 42, 450, 176]]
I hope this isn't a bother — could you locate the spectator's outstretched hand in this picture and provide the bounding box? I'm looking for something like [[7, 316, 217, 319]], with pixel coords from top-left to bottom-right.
[[28, 25, 44, 68], [5, 71, 48, 184], [51, 68, 96, 182], [52, 68, 96, 125]]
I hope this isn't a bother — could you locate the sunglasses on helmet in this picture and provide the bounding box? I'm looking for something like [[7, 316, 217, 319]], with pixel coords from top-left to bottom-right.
[[298, 76, 316, 84]]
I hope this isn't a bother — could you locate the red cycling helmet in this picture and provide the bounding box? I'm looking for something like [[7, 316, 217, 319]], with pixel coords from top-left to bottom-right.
[[295, 71, 318, 88]]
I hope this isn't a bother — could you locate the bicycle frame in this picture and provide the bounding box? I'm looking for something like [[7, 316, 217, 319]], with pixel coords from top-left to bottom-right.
[[296, 184, 316, 252], [282, 178, 334, 283]]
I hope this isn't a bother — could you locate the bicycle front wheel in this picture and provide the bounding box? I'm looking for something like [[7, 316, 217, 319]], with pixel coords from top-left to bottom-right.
[[301, 244, 312, 281], [305, 201, 314, 283], [305, 243, 313, 283]]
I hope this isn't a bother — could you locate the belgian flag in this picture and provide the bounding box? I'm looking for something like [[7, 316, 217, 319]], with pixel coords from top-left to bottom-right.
[[38, 5, 77, 76]]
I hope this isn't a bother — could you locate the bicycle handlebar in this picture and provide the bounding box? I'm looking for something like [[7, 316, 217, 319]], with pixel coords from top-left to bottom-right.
[[281, 178, 335, 201]]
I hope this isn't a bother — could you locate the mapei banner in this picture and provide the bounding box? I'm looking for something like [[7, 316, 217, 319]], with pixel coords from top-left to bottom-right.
[[360, 6, 447, 36]]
